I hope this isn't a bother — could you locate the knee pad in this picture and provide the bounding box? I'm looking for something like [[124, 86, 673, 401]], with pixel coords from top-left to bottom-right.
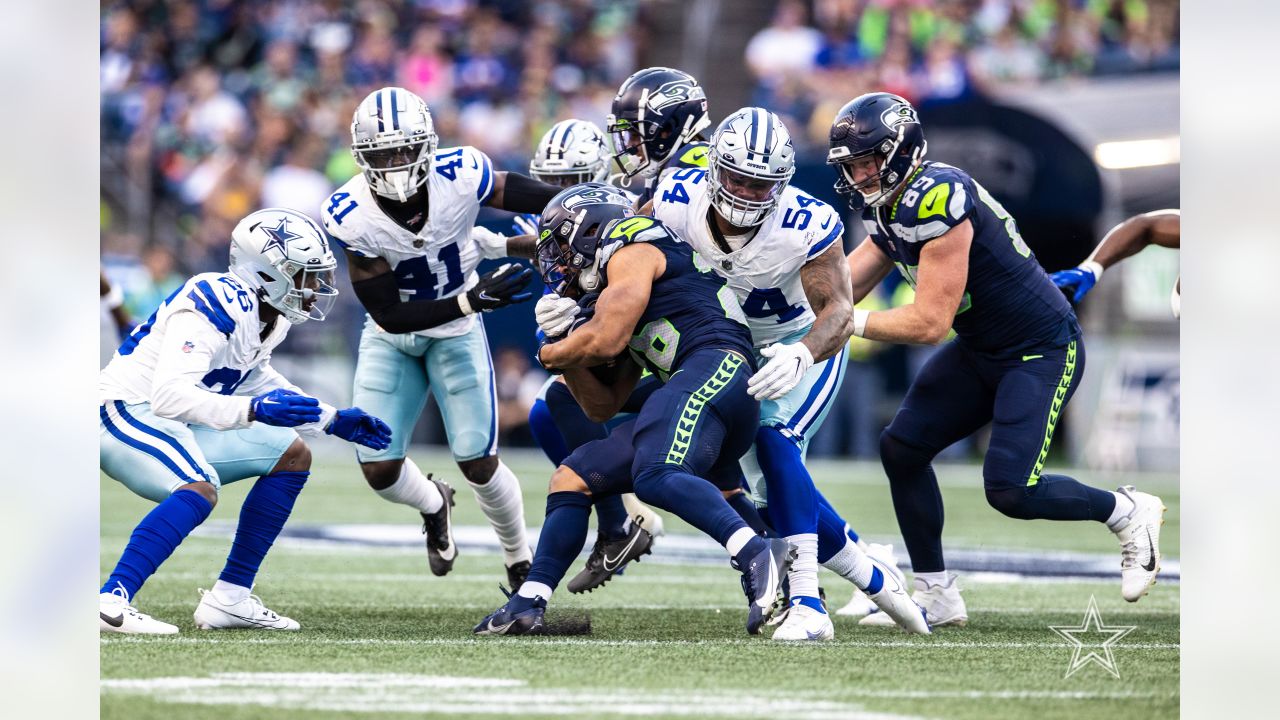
[[879, 429, 934, 475], [985, 485, 1033, 519]]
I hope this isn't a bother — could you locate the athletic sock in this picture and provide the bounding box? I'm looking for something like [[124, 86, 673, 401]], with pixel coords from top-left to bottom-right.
[[517, 580, 554, 602], [102, 488, 213, 599], [219, 471, 308, 588], [524, 492, 593, 591], [528, 397, 569, 466], [469, 461, 531, 565], [725, 527, 759, 558], [211, 578, 250, 605], [594, 494, 630, 541], [822, 535, 880, 593], [816, 502, 853, 564], [1107, 490, 1136, 530], [373, 458, 443, 514], [914, 570, 950, 591], [785, 533, 824, 612]]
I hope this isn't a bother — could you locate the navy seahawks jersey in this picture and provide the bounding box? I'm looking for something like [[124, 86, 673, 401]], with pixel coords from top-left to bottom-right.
[[603, 216, 754, 380], [861, 161, 1078, 355], [634, 141, 709, 206]]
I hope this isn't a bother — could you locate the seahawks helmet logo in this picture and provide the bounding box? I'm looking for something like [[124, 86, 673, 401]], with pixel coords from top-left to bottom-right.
[[647, 80, 704, 111], [561, 186, 628, 211], [880, 103, 918, 130]]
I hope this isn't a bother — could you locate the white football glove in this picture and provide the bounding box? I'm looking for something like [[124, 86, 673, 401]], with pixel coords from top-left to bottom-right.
[[470, 226, 510, 260], [535, 293, 581, 338], [512, 214, 539, 237], [748, 342, 814, 401]]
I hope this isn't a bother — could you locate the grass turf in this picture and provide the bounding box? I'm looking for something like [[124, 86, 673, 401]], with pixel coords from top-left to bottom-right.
[[101, 447, 1179, 719]]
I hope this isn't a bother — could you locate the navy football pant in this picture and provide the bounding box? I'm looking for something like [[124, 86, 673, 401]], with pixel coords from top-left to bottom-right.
[[880, 338, 1116, 573]]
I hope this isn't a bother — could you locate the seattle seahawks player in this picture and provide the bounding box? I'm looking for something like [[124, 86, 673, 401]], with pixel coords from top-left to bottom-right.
[[474, 184, 794, 636], [99, 208, 392, 634], [323, 87, 560, 589], [828, 93, 1166, 627], [607, 66, 712, 206], [648, 107, 927, 639], [1050, 209, 1180, 316]]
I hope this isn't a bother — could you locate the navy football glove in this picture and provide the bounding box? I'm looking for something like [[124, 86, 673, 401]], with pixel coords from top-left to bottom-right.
[[462, 263, 535, 313], [1049, 262, 1102, 304], [250, 389, 322, 427], [326, 407, 393, 450]]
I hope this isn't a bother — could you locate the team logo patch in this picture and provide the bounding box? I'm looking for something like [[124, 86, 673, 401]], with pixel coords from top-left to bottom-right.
[[562, 186, 628, 211], [880, 103, 918, 130], [182, 341, 195, 353], [647, 80, 703, 111]]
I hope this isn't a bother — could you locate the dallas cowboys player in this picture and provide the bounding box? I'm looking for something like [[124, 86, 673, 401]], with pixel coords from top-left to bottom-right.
[[323, 87, 560, 589], [828, 93, 1166, 627], [99, 208, 392, 634], [646, 107, 927, 639]]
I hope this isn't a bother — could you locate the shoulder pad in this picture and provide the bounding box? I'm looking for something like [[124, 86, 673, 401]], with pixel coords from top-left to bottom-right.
[[892, 164, 973, 241], [670, 141, 709, 170], [321, 179, 366, 241], [180, 273, 256, 337], [433, 145, 495, 203]]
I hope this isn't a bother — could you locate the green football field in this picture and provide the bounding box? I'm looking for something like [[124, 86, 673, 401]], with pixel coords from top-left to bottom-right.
[[100, 448, 1179, 719]]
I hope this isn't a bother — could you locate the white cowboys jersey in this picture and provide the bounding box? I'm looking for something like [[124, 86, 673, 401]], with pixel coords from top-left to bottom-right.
[[323, 145, 496, 338], [651, 168, 845, 347], [99, 272, 334, 432]]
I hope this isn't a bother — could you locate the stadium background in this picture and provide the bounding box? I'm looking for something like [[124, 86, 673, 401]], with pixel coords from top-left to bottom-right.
[[99, 0, 1180, 469]]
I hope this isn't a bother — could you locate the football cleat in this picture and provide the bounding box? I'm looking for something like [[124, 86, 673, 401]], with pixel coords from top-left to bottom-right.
[[733, 538, 796, 635], [770, 602, 834, 642], [473, 589, 547, 636], [420, 474, 457, 577], [193, 588, 300, 630], [863, 572, 967, 628], [1112, 485, 1166, 602], [506, 560, 531, 591], [767, 582, 826, 627], [567, 517, 655, 594], [863, 557, 931, 634], [99, 585, 178, 635], [836, 543, 903, 618]]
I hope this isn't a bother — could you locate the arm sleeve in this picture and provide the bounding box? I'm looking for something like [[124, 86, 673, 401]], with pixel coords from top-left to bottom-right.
[[149, 311, 253, 430], [235, 360, 337, 437], [352, 272, 469, 333], [499, 172, 562, 214]]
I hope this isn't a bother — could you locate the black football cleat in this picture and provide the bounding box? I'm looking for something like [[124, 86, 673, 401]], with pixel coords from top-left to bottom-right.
[[473, 588, 547, 636], [420, 475, 457, 577], [567, 517, 655, 594], [733, 537, 796, 635], [506, 560, 531, 591]]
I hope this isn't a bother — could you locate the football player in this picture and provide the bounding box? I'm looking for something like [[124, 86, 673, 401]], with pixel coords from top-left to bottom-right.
[[607, 66, 713, 206], [322, 87, 561, 589], [99, 208, 392, 634], [828, 93, 1166, 626], [1050, 209, 1180, 316], [646, 107, 927, 640], [474, 184, 794, 636]]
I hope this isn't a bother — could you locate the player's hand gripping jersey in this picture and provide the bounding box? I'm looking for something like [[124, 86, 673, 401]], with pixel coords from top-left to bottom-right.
[[651, 168, 844, 347], [860, 161, 1077, 355], [100, 272, 336, 432], [323, 144, 496, 338]]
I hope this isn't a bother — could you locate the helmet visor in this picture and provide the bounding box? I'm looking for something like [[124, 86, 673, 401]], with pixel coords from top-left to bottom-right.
[[536, 235, 575, 295]]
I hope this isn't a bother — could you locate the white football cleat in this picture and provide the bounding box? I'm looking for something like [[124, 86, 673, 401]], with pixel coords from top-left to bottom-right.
[[771, 602, 834, 641], [194, 588, 300, 630], [836, 543, 903, 618], [862, 572, 967, 629], [99, 585, 178, 635], [622, 493, 665, 538], [1112, 485, 1166, 602]]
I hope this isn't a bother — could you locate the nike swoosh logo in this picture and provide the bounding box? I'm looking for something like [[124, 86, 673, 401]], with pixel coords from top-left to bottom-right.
[[820, 215, 833, 230], [1142, 529, 1157, 571], [806, 629, 826, 640], [1022, 354, 1043, 362], [100, 611, 124, 628], [756, 555, 778, 608], [602, 531, 643, 572], [485, 617, 516, 634], [437, 537, 457, 561]]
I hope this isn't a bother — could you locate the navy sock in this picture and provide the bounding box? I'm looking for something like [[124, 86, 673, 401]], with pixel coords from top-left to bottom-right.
[[634, 468, 746, 547], [528, 397, 568, 466], [594, 494, 630, 541], [986, 474, 1117, 522], [727, 491, 773, 537], [525, 491, 594, 590], [219, 471, 308, 588], [102, 488, 213, 599], [755, 427, 818, 538]]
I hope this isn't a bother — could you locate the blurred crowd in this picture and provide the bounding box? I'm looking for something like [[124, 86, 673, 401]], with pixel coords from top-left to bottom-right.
[[748, 0, 1179, 149], [100, 0, 1176, 457]]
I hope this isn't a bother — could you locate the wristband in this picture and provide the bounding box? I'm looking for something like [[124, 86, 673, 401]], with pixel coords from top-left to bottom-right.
[[1079, 260, 1104, 281], [457, 293, 475, 316], [852, 308, 870, 338]]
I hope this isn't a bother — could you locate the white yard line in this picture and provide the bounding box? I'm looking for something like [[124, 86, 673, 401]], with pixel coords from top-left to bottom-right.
[[101, 636, 1179, 650]]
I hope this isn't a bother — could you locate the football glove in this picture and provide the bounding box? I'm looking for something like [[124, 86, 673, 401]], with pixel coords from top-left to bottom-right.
[[512, 214, 539, 237], [250, 389, 322, 427], [326, 407, 393, 450], [748, 342, 814, 401], [458, 263, 534, 314], [470, 226, 509, 260], [535, 293, 580, 338], [1049, 261, 1103, 304]]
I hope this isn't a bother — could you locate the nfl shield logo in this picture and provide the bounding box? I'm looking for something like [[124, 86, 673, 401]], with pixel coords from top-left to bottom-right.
[[182, 341, 195, 353]]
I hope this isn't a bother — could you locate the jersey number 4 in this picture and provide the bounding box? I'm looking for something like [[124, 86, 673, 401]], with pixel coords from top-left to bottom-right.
[[394, 244, 465, 300], [742, 287, 805, 323]]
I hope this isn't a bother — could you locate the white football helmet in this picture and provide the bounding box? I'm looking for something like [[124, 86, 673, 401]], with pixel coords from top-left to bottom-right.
[[229, 208, 338, 325], [708, 107, 796, 227], [350, 87, 439, 202], [530, 119, 611, 188]]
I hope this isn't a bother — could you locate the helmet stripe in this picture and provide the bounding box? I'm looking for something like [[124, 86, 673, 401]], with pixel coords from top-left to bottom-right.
[[557, 121, 574, 160], [389, 88, 401, 131], [746, 109, 761, 159], [762, 109, 774, 155], [375, 90, 385, 132]]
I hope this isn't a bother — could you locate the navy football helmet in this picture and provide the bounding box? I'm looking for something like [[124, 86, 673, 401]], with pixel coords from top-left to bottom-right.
[[826, 92, 927, 210], [606, 67, 711, 180], [536, 183, 636, 296]]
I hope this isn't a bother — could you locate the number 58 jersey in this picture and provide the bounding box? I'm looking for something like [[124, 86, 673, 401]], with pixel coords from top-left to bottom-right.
[[651, 167, 844, 347], [322, 145, 496, 338]]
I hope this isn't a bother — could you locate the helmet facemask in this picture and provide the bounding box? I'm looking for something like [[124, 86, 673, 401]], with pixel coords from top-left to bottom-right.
[[606, 116, 660, 179], [828, 123, 927, 211], [353, 134, 437, 202], [709, 155, 793, 228]]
